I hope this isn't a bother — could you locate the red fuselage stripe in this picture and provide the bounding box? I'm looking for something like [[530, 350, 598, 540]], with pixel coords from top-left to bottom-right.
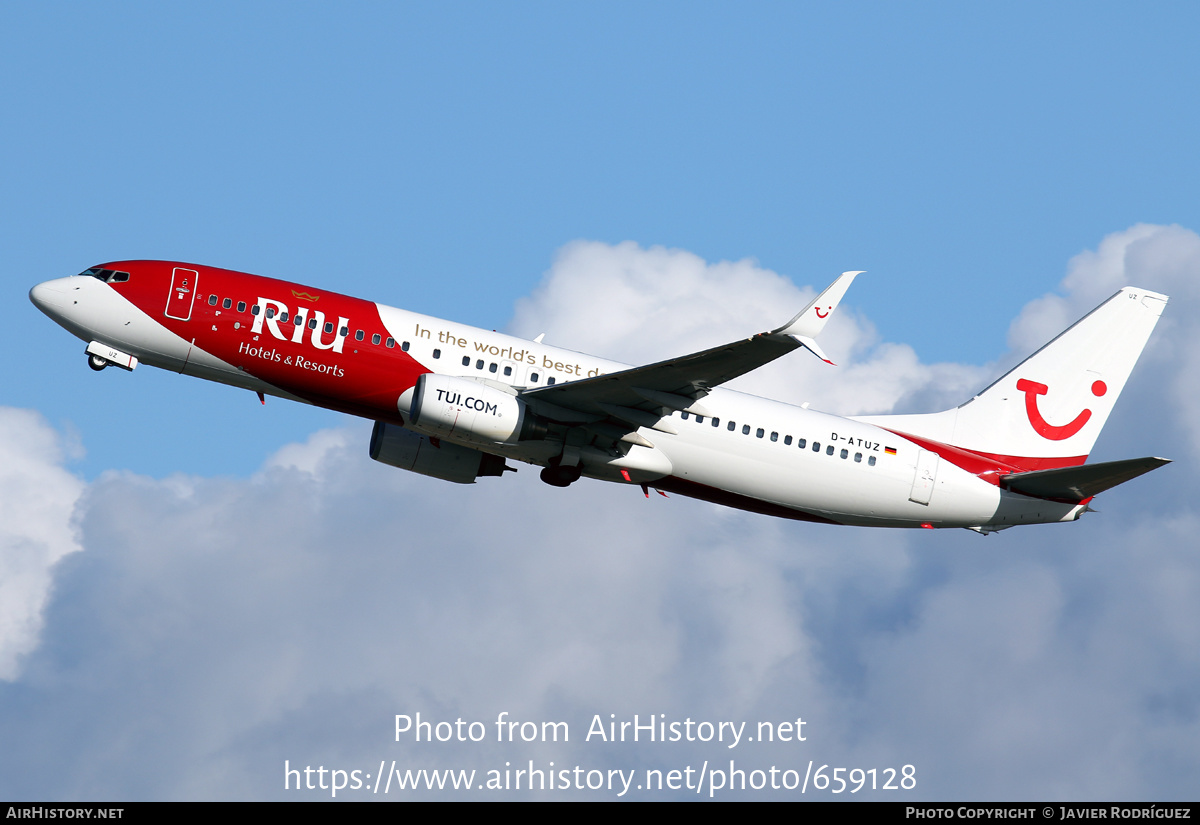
[[879, 428, 1087, 484]]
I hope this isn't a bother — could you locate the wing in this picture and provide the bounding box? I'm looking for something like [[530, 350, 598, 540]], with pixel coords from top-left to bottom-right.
[[519, 271, 861, 442]]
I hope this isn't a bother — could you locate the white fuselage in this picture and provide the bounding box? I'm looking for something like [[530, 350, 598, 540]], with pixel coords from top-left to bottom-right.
[[31, 272, 1086, 530]]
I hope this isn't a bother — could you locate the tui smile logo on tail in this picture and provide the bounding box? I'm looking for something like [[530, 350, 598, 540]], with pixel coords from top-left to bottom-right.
[[1016, 378, 1107, 440]]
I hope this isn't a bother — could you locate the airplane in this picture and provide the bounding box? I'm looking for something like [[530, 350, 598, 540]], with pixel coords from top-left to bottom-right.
[[29, 261, 1170, 532]]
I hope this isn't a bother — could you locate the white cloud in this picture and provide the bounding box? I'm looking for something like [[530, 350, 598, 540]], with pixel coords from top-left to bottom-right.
[[3, 228, 1199, 800], [508, 239, 990, 415], [0, 408, 84, 681], [261, 427, 352, 476]]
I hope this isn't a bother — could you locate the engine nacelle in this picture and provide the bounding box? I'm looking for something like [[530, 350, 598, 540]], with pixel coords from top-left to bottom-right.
[[408, 373, 545, 446], [369, 421, 507, 484]]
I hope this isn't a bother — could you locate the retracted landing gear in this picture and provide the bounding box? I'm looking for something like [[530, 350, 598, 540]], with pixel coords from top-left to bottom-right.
[[539, 462, 582, 487], [541, 437, 586, 487]]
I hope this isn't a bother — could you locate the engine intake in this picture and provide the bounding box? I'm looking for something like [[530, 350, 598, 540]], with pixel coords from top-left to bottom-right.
[[408, 373, 546, 446]]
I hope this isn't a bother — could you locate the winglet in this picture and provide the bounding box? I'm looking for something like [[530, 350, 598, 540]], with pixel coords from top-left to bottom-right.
[[775, 271, 862, 337], [772, 270, 862, 364]]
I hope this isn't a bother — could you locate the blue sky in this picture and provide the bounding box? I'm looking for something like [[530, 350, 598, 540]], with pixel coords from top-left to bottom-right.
[[3, 2, 1200, 800], [8, 2, 1200, 477]]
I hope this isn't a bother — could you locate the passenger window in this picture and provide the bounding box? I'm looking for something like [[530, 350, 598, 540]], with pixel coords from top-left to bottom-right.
[[252, 305, 261, 316], [385, 337, 395, 348], [372, 333, 381, 345], [798, 439, 807, 449], [324, 322, 334, 334], [695, 416, 704, 424], [294, 315, 304, 326], [340, 326, 348, 337], [265, 307, 275, 319], [784, 435, 792, 445], [742, 425, 750, 435], [854, 453, 862, 463], [681, 412, 690, 420], [711, 418, 720, 427], [770, 431, 778, 442], [868, 456, 877, 466], [727, 421, 736, 431], [840, 449, 848, 459], [547, 377, 556, 386], [280, 312, 289, 323], [503, 365, 512, 376], [355, 330, 364, 341], [237, 301, 246, 312], [462, 356, 470, 366], [476, 359, 484, 370], [812, 442, 820, 452], [756, 428, 764, 438], [308, 318, 318, 330], [489, 363, 497, 373], [826, 445, 835, 455], [223, 298, 232, 309], [401, 341, 410, 352], [530, 372, 539, 383], [208, 295, 218, 306], [433, 349, 441, 359]]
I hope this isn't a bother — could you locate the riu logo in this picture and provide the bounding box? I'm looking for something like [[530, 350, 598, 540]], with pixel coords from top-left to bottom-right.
[[250, 297, 350, 354], [1016, 378, 1107, 441]]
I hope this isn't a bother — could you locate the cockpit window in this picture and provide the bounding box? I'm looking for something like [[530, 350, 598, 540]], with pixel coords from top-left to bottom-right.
[[80, 268, 130, 283]]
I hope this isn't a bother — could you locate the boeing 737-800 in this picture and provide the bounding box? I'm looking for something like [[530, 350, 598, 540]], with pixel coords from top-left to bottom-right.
[[29, 261, 1170, 532]]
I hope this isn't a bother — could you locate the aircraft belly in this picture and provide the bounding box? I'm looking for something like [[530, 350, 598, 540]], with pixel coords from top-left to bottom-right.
[[986, 492, 1086, 527]]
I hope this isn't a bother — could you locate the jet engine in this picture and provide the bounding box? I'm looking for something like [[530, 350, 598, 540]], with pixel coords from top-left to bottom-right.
[[407, 373, 546, 446], [369, 421, 508, 484]]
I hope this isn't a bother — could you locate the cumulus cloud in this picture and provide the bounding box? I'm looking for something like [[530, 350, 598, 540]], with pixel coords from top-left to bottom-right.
[[0, 408, 84, 680], [3, 227, 1199, 800], [509, 239, 989, 415]]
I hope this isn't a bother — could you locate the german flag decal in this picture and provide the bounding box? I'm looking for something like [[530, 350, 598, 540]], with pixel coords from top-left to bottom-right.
[[884, 446, 897, 455]]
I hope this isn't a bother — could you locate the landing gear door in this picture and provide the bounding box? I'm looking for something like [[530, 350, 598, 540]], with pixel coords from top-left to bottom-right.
[[909, 449, 940, 505], [165, 267, 199, 321]]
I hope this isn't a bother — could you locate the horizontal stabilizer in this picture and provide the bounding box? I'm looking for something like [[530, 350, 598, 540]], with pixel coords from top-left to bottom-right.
[[1000, 456, 1171, 503]]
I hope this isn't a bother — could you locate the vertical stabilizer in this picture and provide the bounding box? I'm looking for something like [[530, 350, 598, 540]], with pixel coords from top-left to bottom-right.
[[856, 287, 1168, 469]]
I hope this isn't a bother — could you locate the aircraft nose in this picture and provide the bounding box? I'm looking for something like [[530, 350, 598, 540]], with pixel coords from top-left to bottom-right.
[[29, 279, 69, 314]]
